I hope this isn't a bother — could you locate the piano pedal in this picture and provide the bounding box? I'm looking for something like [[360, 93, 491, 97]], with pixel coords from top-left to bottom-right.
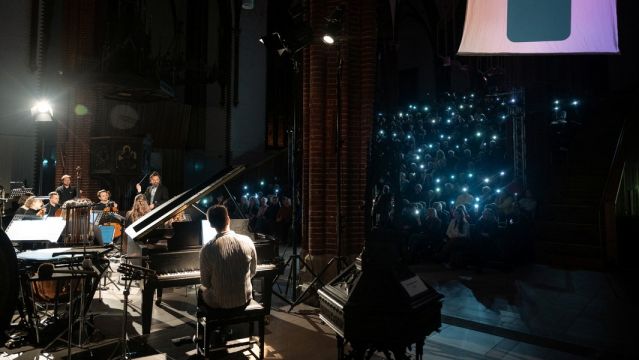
[[171, 335, 193, 347]]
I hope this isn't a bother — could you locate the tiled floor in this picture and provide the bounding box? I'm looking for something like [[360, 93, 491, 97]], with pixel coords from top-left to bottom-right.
[[2, 257, 637, 359]]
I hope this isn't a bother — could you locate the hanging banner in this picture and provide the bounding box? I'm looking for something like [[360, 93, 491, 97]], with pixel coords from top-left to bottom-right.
[[458, 0, 619, 55]]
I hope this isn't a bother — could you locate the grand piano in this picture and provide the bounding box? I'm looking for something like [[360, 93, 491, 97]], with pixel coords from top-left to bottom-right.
[[124, 166, 277, 334]]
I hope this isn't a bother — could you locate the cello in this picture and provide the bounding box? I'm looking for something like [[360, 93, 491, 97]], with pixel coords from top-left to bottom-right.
[[101, 202, 123, 239]]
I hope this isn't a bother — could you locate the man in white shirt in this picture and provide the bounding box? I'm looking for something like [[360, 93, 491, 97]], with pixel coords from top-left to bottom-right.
[[200, 205, 257, 310]]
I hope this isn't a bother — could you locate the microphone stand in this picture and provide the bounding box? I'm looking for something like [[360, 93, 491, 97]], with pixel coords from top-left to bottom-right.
[[110, 263, 156, 360]]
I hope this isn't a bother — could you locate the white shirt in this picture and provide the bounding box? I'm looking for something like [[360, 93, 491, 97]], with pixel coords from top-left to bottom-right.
[[150, 186, 157, 204], [199, 230, 257, 309]]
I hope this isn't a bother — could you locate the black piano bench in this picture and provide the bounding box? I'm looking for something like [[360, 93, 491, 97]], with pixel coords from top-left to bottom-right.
[[195, 299, 265, 359]]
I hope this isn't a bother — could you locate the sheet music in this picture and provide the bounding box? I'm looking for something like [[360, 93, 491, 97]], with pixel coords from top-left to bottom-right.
[[400, 276, 429, 298], [6, 217, 66, 242]]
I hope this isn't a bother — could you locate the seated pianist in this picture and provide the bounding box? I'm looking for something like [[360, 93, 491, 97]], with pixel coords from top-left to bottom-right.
[[199, 205, 257, 313]]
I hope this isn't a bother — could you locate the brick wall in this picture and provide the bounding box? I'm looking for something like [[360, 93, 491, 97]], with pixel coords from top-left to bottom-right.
[[302, 0, 376, 257], [54, 0, 100, 200], [55, 87, 99, 199]]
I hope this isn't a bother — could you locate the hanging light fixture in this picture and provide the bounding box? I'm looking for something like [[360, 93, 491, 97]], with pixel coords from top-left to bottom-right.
[[259, 32, 288, 56], [322, 5, 344, 45]]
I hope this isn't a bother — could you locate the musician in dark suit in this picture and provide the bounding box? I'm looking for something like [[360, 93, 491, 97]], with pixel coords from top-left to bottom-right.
[[55, 174, 77, 205], [43, 192, 61, 216], [135, 171, 169, 210]]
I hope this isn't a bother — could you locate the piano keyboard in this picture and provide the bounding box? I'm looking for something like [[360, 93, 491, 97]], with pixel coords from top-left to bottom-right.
[[156, 264, 276, 281], [157, 270, 200, 280]]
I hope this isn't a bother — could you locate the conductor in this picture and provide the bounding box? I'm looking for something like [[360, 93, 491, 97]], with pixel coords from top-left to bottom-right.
[[135, 171, 169, 210]]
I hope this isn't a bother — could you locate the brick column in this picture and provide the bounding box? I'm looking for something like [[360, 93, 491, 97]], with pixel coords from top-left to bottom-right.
[[54, 0, 98, 197], [302, 0, 376, 268]]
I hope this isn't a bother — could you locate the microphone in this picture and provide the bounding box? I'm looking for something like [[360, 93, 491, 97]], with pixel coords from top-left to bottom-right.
[[82, 258, 99, 276], [38, 263, 54, 280], [82, 258, 94, 271]]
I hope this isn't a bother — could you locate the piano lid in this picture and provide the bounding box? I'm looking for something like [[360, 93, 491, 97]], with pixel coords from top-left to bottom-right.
[[125, 165, 245, 241]]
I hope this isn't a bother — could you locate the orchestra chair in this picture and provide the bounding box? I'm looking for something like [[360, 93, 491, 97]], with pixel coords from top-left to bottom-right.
[[195, 291, 265, 359]]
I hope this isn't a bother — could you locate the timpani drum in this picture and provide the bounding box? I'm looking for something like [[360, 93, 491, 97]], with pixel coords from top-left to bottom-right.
[[17, 247, 79, 303]]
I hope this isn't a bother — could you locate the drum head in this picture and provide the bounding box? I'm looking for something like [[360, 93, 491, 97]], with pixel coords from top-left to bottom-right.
[[0, 229, 18, 336]]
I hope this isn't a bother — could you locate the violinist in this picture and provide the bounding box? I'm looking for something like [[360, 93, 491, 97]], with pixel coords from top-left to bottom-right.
[[43, 192, 61, 216], [93, 189, 118, 211], [15, 196, 46, 217]]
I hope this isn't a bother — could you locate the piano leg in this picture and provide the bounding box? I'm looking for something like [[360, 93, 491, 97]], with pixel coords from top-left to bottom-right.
[[336, 335, 344, 360], [156, 288, 163, 306], [262, 272, 274, 316], [142, 283, 156, 335]]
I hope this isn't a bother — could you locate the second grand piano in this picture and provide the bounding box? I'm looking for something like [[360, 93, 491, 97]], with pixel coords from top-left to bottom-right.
[[124, 166, 277, 334]]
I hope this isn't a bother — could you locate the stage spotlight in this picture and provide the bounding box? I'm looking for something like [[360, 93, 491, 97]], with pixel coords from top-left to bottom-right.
[[259, 32, 287, 56], [323, 35, 335, 44], [323, 5, 344, 45], [31, 99, 53, 122]]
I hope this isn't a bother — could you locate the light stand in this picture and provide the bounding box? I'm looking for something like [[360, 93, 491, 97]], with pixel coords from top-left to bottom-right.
[[271, 55, 319, 309], [284, 41, 349, 312]]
